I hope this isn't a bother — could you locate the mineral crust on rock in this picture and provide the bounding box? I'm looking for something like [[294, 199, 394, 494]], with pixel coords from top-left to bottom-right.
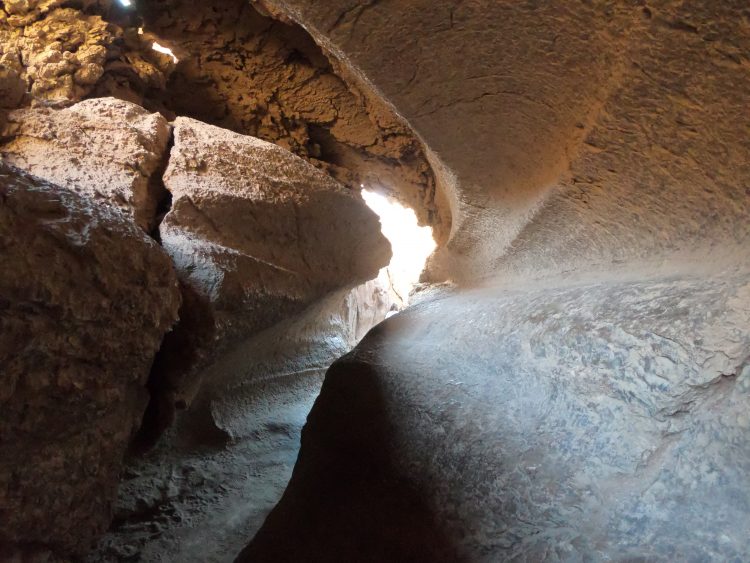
[[0, 97, 171, 231], [0, 3, 175, 109], [0, 164, 180, 560]]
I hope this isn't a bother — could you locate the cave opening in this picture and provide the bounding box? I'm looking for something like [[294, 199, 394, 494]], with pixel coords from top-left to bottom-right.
[[362, 188, 436, 306]]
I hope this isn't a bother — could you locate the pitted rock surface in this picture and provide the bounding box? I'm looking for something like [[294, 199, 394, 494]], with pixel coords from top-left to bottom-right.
[[1, 97, 171, 231], [154, 116, 391, 409]]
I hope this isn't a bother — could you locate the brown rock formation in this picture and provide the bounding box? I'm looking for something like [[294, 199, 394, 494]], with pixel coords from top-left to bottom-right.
[[139, 0, 448, 241], [156, 116, 390, 404], [0, 0, 448, 242], [0, 97, 171, 231], [0, 164, 180, 560], [235, 1, 750, 561], [0, 2, 173, 109]]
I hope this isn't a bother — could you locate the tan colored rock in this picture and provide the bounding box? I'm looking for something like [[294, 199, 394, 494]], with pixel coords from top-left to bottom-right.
[[160, 116, 391, 351], [0, 97, 171, 231], [0, 164, 180, 560], [139, 0, 448, 241]]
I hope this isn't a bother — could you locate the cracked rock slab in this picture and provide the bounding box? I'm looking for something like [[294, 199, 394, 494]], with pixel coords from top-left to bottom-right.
[[159, 116, 390, 382], [0, 164, 180, 560], [0, 97, 171, 231]]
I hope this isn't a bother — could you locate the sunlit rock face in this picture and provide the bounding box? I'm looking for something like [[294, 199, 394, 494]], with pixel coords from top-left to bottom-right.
[[0, 164, 180, 560], [0, 97, 171, 232], [243, 266, 750, 562]]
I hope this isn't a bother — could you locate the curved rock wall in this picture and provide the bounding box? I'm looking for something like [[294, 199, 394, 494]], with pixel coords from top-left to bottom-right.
[[260, 0, 750, 282], [140, 0, 448, 240], [243, 265, 750, 561]]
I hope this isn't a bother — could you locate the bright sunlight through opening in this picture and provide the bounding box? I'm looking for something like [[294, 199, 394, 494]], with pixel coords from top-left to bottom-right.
[[362, 189, 436, 306], [137, 28, 179, 63], [152, 42, 179, 63]]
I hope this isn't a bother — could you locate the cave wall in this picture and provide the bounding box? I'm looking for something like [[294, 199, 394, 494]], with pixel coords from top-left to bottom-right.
[[239, 1, 750, 561], [140, 0, 447, 239], [259, 0, 750, 282], [2, 0, 749, 560], [0, 164, 180, 559]]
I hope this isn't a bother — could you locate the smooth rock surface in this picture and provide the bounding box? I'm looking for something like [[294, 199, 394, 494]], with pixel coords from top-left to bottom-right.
[[0, 97, 171, 231], [0, 164, 180, 560], [242, 264, 750, 562], [160, 116, 391, 360]]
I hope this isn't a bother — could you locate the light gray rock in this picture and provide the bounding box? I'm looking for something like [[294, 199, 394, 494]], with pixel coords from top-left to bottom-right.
[[241, 265, 750, 562], [88, 277, 397, 562], [0, 164, 180, 560], [0, 97, 171, 231]]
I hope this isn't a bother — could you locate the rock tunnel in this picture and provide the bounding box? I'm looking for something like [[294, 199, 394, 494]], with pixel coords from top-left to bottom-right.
[[1, 0, 749, 561]]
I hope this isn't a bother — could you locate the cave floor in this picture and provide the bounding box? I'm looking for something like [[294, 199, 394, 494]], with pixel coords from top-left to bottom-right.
[[88, 371, 325, 562]]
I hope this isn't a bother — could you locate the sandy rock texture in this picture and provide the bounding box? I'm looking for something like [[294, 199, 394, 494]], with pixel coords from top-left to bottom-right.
[[0, 2, 174, 108], [261, 0, 750, 282], [0, 97, 171, 231], [139, 0, 448, 241], [0, 164, 180, 560], [155, 116, 390, 407], [243, 264, 750, 561], [89, 278, 396, 562]]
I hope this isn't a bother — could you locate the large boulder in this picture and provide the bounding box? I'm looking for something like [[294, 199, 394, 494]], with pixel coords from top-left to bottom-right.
[[159, 116, 390, 364], [241, 265, 750, 561], [0, 97, 171, 231], [0, 164, 180, 560]]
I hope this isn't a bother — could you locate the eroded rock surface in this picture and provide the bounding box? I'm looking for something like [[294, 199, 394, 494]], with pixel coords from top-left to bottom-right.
[[0, 164, 180, 560], [157, 117, 390, 405], [242, 266, 750, 562], [139, 0, 448, 240], [263, 0, 750, 282], [1, 97, 171, 231]]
